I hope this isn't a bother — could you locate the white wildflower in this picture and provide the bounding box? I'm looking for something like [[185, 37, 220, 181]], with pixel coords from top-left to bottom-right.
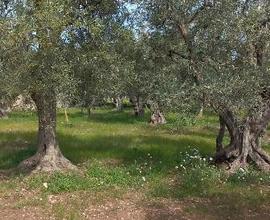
[[43, 182, 48, 189], [239, 168, 245, 173]]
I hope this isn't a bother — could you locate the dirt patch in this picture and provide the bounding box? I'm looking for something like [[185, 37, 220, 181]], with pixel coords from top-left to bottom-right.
[[52, 192, 196, 220], [0, 207, 48, 220], [0, 187, 270, 220], [0, 188, 195, 220]]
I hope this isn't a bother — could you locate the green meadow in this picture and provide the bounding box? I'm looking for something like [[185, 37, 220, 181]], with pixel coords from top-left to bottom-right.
[[1, 108, 270, 219]]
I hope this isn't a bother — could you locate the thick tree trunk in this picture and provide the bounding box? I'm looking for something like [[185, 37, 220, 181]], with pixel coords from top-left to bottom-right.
[[148, 101, 166, 125], [19, 92, 75, 172], [132, 96, 144, 117], [150, 111, 166, 125], [214, 16, 270, 172], [215, 109, 270, 172]]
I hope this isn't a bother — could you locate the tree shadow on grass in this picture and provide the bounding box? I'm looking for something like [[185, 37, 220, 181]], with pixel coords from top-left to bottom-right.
[[59, 132, 215, 166], [0, 132, 36, 171], [58, 109, 151, 125], [0, 130, 214, 171]]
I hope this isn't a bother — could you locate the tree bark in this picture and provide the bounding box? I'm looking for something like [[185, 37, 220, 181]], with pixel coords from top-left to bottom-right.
[[0, 108, 7, 118], [149, 102, 167, 125], [216, 115, 225, 154], [215, 108, 270, 172], [132, 96, 144, 117], [150, 111, 166, 125], [0, 102, 10, 118], [19, 92, 76, 173]]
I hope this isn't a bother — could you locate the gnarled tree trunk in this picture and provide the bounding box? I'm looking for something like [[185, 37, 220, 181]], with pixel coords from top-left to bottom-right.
[[215, 108, 270, 172], [150, 110, 166, 125], [149, 102, 167, 125], [19, 92, 75, 172]]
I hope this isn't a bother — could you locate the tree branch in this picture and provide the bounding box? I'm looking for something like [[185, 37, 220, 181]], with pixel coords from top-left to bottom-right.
[[168, 50, 190, 60]]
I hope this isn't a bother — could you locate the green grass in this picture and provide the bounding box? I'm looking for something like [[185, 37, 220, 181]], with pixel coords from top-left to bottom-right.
[[0, 108, 218, 170], [1, 108, 270, 218]]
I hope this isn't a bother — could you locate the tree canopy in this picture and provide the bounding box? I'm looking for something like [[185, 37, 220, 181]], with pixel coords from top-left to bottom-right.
[[1, 0, 270, 172]]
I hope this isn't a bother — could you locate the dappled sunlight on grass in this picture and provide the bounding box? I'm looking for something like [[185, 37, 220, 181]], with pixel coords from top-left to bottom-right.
[[1, 108, 269, 169], [0, 109, 217, 170], [1, 108, 270, 219]]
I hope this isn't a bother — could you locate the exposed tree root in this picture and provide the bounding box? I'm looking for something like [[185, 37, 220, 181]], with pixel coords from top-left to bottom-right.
[[215, 145, 270, 173], [18, 148, 77, 173], [215, 110, 270, 173]]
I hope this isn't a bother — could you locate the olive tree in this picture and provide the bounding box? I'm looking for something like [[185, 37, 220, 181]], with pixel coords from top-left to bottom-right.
[[0, 0, 123, 172], [140, 0, 270, 171], [71, 2, 135, 115]]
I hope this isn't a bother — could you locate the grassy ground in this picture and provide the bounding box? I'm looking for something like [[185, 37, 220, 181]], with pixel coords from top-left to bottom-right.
[[0, 108, 270, 219]]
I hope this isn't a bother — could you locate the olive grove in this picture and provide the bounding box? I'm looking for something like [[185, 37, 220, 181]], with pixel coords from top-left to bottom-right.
[[1, 0, 270, 174]]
